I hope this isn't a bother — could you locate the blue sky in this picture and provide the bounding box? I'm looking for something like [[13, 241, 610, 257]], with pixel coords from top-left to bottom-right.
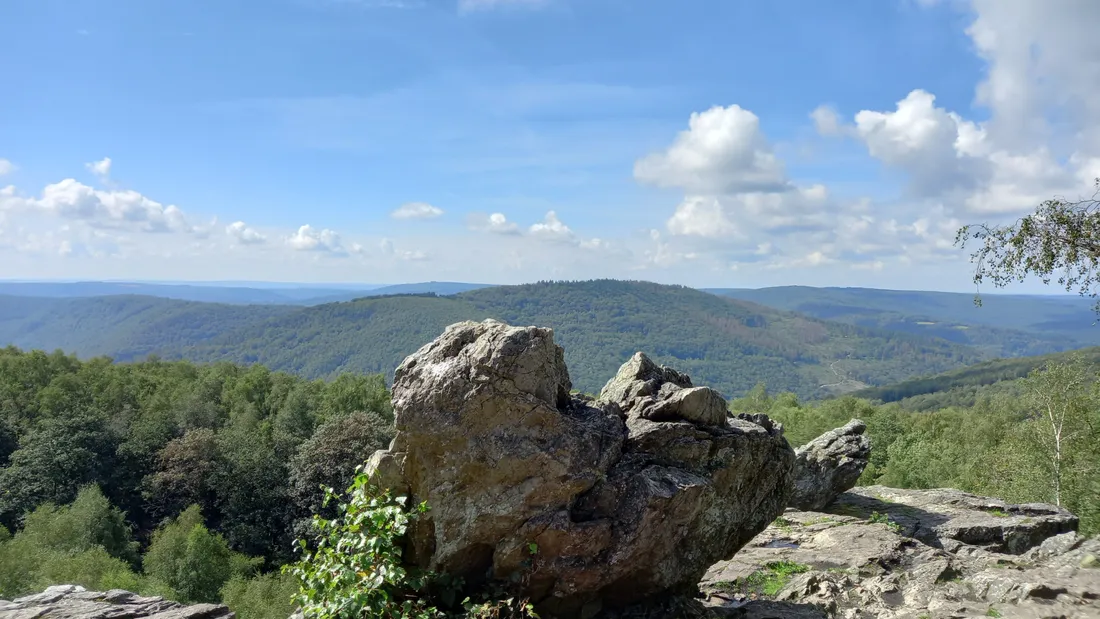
[[1, 0, 1097, 291]]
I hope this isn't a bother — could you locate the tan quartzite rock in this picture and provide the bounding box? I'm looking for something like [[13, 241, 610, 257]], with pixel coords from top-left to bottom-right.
[[366, 320, 795, 618], [0, 585, 235, 619]]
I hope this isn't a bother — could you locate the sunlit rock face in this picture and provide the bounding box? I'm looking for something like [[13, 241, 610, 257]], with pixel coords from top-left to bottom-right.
[[367, 319, 795, 618]]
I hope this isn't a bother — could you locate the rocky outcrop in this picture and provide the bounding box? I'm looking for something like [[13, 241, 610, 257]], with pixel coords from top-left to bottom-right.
[[367, 320, 795, 618], [789, 419, 871, 511], [702, 486, 1096, 619], [0, 585, 234, 619]]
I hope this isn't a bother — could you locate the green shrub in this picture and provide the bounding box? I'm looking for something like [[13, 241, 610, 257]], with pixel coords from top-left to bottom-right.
[[282, 466, 539, 619], [282, 468, 441, 619], [18, 486, 139, 565], [221, 572, 299, 619], [143, 505, 261, 604]]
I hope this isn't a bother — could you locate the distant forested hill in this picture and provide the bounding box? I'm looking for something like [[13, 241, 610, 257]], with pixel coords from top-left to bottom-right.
[[0, 281, 987, 399], [847, 345, 1100, 411], [707, 286, 1100, 357], [0, 281, 491, 305], [0, 295, 294, 360]]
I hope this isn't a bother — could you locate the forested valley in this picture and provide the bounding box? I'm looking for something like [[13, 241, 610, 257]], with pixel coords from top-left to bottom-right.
[[1, 340, 1097, 619]]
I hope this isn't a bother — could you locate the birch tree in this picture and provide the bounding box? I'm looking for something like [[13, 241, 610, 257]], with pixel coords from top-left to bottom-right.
[[1018, 357, 1097, 508]]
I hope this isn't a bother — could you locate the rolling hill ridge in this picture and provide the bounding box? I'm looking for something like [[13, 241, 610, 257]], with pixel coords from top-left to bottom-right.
[[0, 280, 987, 399]]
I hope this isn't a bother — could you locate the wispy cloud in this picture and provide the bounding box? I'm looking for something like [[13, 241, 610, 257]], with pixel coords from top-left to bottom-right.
[[85, 157, 112, 183], [458, 0, 549, 12], [391, 202, 444, 220]]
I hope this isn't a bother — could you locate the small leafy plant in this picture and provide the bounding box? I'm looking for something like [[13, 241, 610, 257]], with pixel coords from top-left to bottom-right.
[[868, 511, 903, 534], [724, 560, 811, 598], [283, 465, 539, 619], [282, 465, 440, 619]]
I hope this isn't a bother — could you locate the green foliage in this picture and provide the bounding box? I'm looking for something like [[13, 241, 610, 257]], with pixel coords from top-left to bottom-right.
[[0, 415, 121, 529], [288, 411, 396, 535], [957, 180, 1100, 314], [868, 511, 902, 534], [283, 469, 538, 619], [17, 485, 139, 565], [848, 346, 1100, 407], [143, 505, 261, 604], [283, 469, 441, 619], [0, 487, 148, 598], [220, 572, 299, 619], [720, 561, 811, 598]]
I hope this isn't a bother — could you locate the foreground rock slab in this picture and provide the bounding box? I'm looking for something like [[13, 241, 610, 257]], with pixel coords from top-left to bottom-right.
[[788, 419, 871, 511], [702, 486, 1096, 619], [368, 320, 795, 618], [0, 585, 234, 619]]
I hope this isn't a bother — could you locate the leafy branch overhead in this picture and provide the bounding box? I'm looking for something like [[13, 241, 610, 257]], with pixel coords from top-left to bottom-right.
[[956, 179, 1100, 313]]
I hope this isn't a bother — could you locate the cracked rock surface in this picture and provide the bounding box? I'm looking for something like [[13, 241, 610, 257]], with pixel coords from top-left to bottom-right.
[[700, 486, 1097, 619], [367, 319, 795, 618], [0, 585, 234, 619]]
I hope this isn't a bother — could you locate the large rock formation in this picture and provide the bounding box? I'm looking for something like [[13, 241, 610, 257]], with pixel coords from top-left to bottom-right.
[[702, 486, 1095, 618], [367, 320, 795, 617], [788, 420, 871, 511], [0, 585, 234, 619]]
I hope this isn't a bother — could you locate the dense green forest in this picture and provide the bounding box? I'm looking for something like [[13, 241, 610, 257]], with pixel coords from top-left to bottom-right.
[[848, 345, 1100, 409], [0, 281, 987, 400], [1, 344, 1097, 618], [0, 347, 394, 618]]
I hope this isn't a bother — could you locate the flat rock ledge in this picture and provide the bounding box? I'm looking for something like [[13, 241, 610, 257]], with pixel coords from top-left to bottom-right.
[[0, 585, 234, 619], [700, 486, 1097, 619]]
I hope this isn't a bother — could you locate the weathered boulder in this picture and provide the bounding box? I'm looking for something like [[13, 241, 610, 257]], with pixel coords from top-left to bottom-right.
[[596, 352, 729, 427], [367, 321, 795, 617], [788, 419, 871, 511], [702, 486, 1095, 619], [0, 585, 234, 619]]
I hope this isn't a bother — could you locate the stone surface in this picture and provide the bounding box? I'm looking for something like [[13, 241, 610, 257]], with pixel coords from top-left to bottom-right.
[[701, 486, 1098, 619], [366, 320, 795, 617], [0, 585, 234, 619], [789, 419, 871, 511]]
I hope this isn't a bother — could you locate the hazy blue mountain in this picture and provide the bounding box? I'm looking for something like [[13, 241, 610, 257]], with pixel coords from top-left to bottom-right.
[[705, 286, 1100, 356], [303, 281, 494, 304], [0, 281, 364, 305], [0, 294, 295, 360], [0, 280, 491, 306]]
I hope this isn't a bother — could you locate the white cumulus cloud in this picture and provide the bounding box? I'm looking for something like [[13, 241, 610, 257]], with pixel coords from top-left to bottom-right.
[[32, 179, 196, 233], [226, 221, 267, 245], [528, 211, 574, 242], [0, 160, 14, 176], [634, 104, 789, 195], [287, 224, 343, 252]]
